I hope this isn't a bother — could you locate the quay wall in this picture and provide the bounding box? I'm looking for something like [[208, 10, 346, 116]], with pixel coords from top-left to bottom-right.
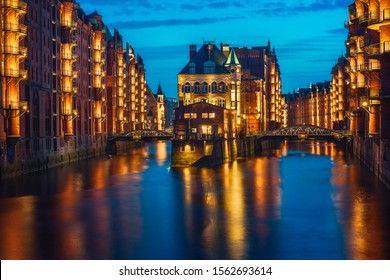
[[353, 135, 390, 187], [0, 139, 140, 180]]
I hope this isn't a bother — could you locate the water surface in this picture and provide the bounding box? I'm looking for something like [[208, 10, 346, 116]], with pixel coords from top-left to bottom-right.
[[1, 141, 390, 259]]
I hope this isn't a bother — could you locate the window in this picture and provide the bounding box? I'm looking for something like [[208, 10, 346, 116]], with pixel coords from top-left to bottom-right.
[[184, 113, 197, 118], [209, 112, 215, 118], [202, 113, 208, 118], [202, 82, 208, 93], [183, 82, 191, 93], [218, 99, 226, 108], [219, 82, 226, 93], [194, 82, 200, 93], [211, 82, 217, 93], [189, 63, 196, 74]]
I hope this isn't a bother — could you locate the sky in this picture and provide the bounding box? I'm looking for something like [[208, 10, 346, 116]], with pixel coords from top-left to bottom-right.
[[79, 0, 351, 98]]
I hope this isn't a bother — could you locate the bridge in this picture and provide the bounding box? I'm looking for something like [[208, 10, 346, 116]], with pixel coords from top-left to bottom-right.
[[256, 125, 352, 140], [108, 130, 173, 142]]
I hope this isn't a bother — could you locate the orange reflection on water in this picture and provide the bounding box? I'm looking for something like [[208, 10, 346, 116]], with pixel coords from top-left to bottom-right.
[[252, 157, 281, 222], [0, 197, 36, 259], [331, 155, 387, 259], [91, 160, 110, 189], [155, 141, 168, 166], [222, 162, 247, 259]]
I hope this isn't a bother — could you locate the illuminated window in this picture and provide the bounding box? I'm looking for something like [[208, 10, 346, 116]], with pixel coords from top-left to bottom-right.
[[202, 113, 208, 118], [183, 82, 191, 93], [218, 99, 226, 108], [202, 82, 208, 93], [194, 82, 200, 93], [209, 112, 215, 118], [211, 82, 217, 93], [219, 82, 226, 92], [184, 113, 191, 119], [191, 113, 197, 118]]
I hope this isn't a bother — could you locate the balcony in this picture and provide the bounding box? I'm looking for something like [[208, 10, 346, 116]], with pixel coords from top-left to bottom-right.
[[94, 70, 102, 76], [368, 9, 390, 30], [1, 45, 27, 57], [345, 65, 357, 73], [93, 57, 102, 63], [359, 61, 380, 72], [1, 0, 28, 14], [359, 13, 368, 23], [2, 22, 27, 34], [94, 113, 106, 119], [61, 20, 77, 30], [365, 43, 380, 57], [61, 53, 77, 60], [1, 68, 27, 79], [370, 89, 380, 99], [62, 86, 78, 93], [381, 41, 390, 54], [62, 70, 77, 77], [350, 82, 365, 89]]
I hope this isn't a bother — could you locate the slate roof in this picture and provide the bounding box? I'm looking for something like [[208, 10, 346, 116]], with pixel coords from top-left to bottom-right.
[[178, 43, 230, 75], [157, 83, 164, 95]]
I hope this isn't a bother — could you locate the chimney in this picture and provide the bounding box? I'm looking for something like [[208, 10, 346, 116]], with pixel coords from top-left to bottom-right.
[[190, 44, 197, 59], [221, 44, 230, 58]]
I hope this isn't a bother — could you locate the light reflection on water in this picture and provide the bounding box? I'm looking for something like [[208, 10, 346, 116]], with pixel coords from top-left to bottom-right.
[[0, 140, 390, 259]]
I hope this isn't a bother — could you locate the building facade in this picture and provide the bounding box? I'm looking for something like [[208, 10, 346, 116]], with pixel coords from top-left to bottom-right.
[[177, 41, 283, 136], [144, 83, 165, 131], [0, 0, 148, 177], [235, 42, 283, 131], [284, 82, 332, 129], [345, 0, 390, 184]]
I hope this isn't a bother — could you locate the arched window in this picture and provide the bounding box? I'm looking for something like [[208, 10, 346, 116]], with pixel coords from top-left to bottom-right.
[[211, 82, 217, 93], [77, 100, 82, 138], [202, 82, 208, 93], [45, 93, 51, 136], [183, 82, 191, 93], [219, 82, 226, 93], [194, 82, 200, 93], [219, 99, 226, 108], [33, 90, 39, 138], [84, 102, 88, 135]]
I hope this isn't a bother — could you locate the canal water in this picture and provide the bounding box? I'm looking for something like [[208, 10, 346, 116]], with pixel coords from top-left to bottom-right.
[[1, 141, 390, 260]]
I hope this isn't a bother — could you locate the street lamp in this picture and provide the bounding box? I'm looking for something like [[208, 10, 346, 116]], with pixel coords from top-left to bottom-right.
[[0, 101, 29, 119], [359, 97, 371, 114]]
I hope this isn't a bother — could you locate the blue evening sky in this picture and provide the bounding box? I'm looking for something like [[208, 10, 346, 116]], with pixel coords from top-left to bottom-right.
[[80, 0, 350, 98]]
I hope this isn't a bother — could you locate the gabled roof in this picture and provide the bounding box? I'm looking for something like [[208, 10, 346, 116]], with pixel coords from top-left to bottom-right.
[[297, 87, 312, 96], [178, 43, 230, 75], [88, 10, 102, 17]]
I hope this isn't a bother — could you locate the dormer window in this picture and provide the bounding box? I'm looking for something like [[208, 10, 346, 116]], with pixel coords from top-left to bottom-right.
[[189, 62, 196, 74], [204, 60, 215, 74]]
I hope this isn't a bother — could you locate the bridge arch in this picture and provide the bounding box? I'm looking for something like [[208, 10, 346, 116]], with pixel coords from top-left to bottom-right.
[[257, 124, 351, 140]]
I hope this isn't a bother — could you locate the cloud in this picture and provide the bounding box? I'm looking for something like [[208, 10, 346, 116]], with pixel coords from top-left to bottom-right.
[[253, 0, 350, 16], [180, 4, 204, 11], [206, 1, 230, 9], [326, 28, 348, 35], [108, 16, 244, 30], [232, 1, 245, 8]]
